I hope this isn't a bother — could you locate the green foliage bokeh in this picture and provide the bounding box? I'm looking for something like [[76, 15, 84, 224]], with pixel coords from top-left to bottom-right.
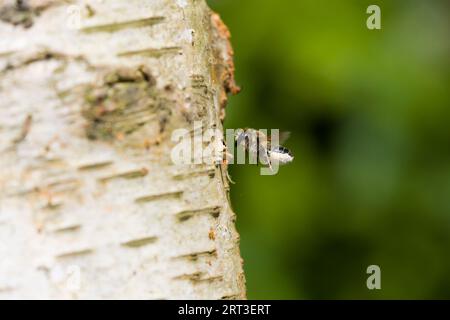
[[208, 0, 450, 299]]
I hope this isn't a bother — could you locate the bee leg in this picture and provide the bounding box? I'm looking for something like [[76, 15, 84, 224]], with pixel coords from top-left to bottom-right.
[[226, 169, 235, 184], [265, 151, 273, 171], [222, 152, 235, 183], [260, 150, 272, 171], [216, 161, 235, 184]]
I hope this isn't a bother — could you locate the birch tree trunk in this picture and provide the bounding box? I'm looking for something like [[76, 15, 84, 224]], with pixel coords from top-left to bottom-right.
[[0, 0, 245, 299]]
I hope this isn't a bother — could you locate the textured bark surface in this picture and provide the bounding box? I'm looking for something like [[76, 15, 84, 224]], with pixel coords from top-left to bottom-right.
[[0, 0, 245, 299]]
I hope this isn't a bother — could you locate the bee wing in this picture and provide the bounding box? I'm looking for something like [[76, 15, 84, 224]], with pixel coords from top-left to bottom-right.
[[257, 129, 267, 139], [267, 131, 291, 149], [248, 137, 259, 157], [235, 132, 247, 146], [279, 131, 291, 145]]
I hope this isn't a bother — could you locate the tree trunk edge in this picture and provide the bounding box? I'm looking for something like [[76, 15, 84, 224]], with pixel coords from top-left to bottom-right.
[[0, 0, 246, 299]]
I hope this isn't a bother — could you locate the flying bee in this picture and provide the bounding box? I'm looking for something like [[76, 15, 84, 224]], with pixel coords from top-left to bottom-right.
[[235, 128, 294, 170]]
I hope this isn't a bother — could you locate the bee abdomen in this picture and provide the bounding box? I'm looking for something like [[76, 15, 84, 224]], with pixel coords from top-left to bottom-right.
[[271, 146, 292, 156], [269, 146, 294, 165]]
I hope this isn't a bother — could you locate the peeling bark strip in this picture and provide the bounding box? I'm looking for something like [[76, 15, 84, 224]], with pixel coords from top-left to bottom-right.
[[0, 0, 245, 299], [80, 16, 165, 33], [121, 236, 158, 248], [209, 12, 241, 120]]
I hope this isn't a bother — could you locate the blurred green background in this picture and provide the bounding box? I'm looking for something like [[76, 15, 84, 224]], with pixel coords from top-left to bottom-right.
[[208, 0, 450, 299]]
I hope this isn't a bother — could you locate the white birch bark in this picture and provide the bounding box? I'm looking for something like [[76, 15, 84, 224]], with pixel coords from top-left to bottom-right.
[[0, 0, 245, 299]]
